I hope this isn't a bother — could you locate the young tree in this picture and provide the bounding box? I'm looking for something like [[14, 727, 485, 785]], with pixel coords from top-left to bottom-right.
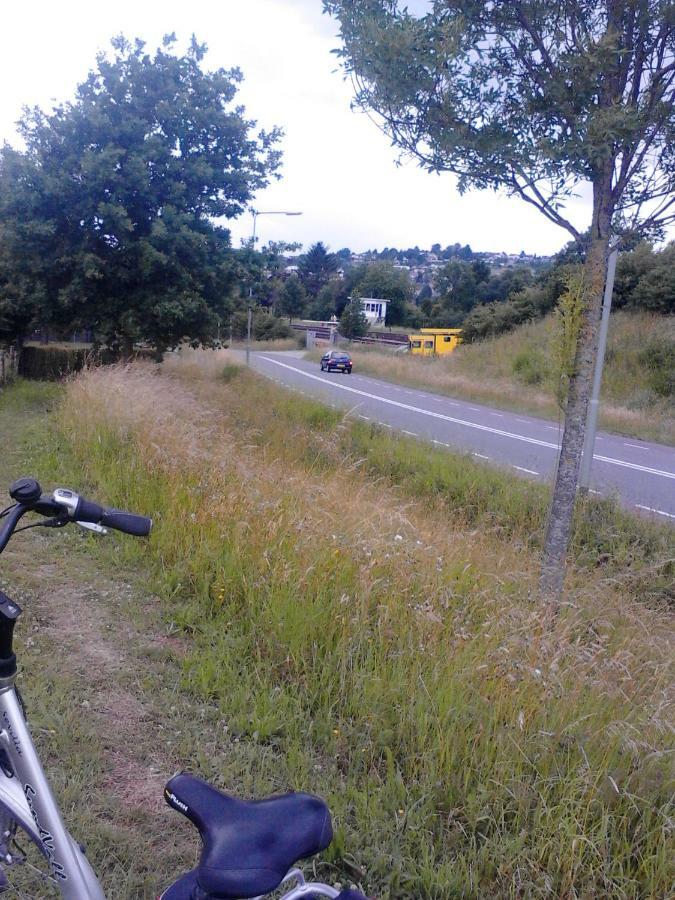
[[279, 275, 307, 322], [325, 0, 675, 609], [339, 299, 369, 339], [0, 35, 282, 356]]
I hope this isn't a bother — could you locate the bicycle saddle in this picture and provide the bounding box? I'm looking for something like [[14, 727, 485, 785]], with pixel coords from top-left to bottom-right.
[[163, 773, 333, 899]]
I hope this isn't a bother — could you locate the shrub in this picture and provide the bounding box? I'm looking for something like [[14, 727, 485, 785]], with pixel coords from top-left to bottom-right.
[[18, 346, 114, 380], [638, 337, 675, 396], [511, 349, 549, 385]]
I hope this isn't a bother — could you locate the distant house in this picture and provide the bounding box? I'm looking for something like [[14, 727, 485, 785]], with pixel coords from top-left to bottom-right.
[[359, 297, 388, 324]]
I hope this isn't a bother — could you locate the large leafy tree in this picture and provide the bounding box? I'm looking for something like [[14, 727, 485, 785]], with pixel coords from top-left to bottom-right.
[[0, 35, 282, 355], [325, 0, 675, 609], [352, 260, 414, 325]]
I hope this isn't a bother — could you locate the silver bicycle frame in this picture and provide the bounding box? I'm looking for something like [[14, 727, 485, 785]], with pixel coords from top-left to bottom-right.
[[0, 684, 344, 900], [0, 676, 104, 899]]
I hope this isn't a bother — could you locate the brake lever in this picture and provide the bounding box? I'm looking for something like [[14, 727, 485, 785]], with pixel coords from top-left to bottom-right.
[[76, 521, 108, 535]]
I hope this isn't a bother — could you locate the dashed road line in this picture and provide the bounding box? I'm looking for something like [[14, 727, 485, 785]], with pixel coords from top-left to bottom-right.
[[635, 504, 675, 519], [513, 465, 539, 475], [624, 442, 647, 450], [472, 452, 489, 460], [259, 358, 675, 483], [491, 412, 504, 418], [379, 422, 392, 428], [358, 415, 370, 421], [402, 430, 418, 437]]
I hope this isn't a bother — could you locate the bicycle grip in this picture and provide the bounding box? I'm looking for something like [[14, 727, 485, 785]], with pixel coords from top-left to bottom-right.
[[76, 497, 152, 536]]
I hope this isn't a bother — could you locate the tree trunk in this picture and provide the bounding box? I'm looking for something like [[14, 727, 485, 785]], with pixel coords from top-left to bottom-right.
[[539, 182, 613, 611]]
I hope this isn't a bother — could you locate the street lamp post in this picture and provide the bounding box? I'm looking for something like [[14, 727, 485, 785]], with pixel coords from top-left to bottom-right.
[[579, 242, 620, 494], [246, 209, 302, 366], [250, 209, 302, 248]]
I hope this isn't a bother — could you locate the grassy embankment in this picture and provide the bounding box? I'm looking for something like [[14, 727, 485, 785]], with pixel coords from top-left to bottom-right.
[[5, 356, 673, 898], [327, 311, 674, 444]]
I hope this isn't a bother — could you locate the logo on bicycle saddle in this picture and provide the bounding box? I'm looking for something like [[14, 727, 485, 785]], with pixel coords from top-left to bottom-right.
[[164, 789, 188, 813], [24, 783, 68, 881]]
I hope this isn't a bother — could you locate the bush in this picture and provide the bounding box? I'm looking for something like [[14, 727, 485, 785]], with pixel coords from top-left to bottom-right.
[[18, 346, 115, 380], [18, 345, 156, 380], [229, 311, 293, 342], [638, 337, 675, 396], [512, 349, 549, 385]]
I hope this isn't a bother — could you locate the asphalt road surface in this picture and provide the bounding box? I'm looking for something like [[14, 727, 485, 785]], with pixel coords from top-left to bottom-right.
[[249, 351, 675, 523]]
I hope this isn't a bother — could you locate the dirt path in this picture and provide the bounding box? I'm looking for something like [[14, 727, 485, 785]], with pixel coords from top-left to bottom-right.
[[0, 384, 200, 897]]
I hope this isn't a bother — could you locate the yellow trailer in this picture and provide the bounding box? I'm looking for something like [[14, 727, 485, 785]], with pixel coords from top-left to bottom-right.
[[408, 328, 462, 356]]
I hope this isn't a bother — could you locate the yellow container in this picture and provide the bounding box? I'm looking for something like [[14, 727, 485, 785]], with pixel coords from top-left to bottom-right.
[[408, 328, 462, 355]]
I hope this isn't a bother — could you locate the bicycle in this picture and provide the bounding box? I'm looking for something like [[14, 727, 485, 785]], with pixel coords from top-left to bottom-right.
[[0, 476, 368, 900]]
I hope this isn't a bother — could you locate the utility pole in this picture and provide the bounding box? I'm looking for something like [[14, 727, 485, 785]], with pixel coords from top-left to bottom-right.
[[246, 306, 252, 367], [579, 244, 619, 494]]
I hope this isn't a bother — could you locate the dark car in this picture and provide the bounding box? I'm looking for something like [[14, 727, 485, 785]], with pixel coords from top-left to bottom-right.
[[320, 350, 352, 374]]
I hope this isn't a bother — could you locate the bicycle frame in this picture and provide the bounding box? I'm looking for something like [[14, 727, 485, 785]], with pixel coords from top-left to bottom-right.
[[0, 674, 105, 898]]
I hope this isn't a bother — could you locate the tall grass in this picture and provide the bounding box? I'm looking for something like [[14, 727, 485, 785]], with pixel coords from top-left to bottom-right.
[[45, 359, 674, 898], [336, 312, 675, 444]]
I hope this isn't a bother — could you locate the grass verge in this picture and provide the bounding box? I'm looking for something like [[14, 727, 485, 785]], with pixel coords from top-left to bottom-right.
[[15, 356, 671, 899], [322, 311, 674, 445]]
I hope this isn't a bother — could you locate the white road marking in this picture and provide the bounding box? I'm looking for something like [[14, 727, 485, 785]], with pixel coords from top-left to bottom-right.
[[635, 505, 675, 519], [402, 430, 418, 436], [260, 358, 675, 483], [358, 415, 370, 421], [472, 452, 489, 460], [589, 489, 601, 495], [513, 465, 539, 475], [624, 442, 647, 450], [516, 418, 529, 424], [468, 406, 480, 411], [491, 412, 504, 418], [544, 425, 559, 431], [379, 422, 392, 428]]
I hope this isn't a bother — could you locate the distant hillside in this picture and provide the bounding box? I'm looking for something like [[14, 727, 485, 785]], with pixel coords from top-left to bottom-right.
[[337, 311, 674, 444]]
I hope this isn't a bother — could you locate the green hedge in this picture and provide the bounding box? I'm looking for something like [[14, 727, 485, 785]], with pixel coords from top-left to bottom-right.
[[18, 346, 154, 380]]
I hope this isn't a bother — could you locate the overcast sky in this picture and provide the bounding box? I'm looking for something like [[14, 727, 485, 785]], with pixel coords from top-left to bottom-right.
[[1, 0, 610, 256]]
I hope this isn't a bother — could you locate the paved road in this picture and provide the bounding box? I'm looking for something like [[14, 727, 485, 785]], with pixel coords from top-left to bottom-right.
[[249, 352, 675, 523]]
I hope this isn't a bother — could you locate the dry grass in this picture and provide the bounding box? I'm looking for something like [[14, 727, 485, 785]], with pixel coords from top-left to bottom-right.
[[333, 312, 675, 444], [32, 357, 675, 898]]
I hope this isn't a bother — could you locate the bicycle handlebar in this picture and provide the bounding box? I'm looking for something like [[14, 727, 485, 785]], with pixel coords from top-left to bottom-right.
[[71, 495, 152, 537], [0, 479, 152, 555]]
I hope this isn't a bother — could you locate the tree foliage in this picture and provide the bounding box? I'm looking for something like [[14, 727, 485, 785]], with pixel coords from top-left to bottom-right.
[[339, 300, 370, 338], [298, 241, 339, 297], [279, 275, 307, 321], [325, 0, 675, 608], [352, 261, 414, 325], [0, 35, 282, 353]]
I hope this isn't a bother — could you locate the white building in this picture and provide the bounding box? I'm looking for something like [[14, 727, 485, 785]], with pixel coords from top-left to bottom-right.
[[359, 297, 388, 324]]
